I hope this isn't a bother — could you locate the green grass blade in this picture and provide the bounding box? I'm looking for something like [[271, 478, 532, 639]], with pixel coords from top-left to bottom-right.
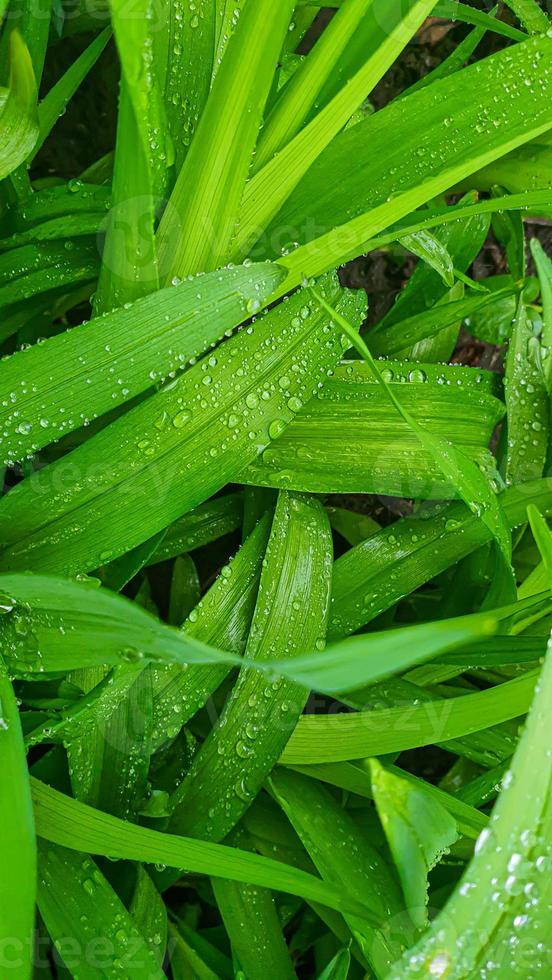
[[253, 0, 373, 172], [0, 0, 51, 87], [31, 778, 375, 918], [530, 237, 552, 388], [434, 0, 527, 40], [231, 0, 437, 261], [398, 229, 455, 287], [368, 290, 513, 358], [0, 181, 111, 237], [316, 947, 351, 980], [302, 0, 529, 42], [168, 923, 220, 979], [212, 829, 297, 980], [146, 492, 243, 565], [310, 286, 513, 570], [68, 665, 153, 818], [0, 275, 359, 575], [150, 514, 271, 752], [93, 81, 159, 312], [276, 611, 498, 694], [129, 867, 168, 967], [214, 0, 247, 68], [262, 37, 552, 290], [243, 360, 504, 500], [281, 671, 538, 764], [286, 761, 487, 840], [0, 572, 245, 675], [0, 31, 38, 181], [33, 28, 111, 159], [502, 0, 550, 33], [369, 759, 459, 930], [0, 262, 283, 464], [157, 0, 296, 278], [37, 841, 165, 978], [159, 0, 216, 174], [168, 491, 333, 842], [403, 20, 488, 96], [329, 479, 552, 640], [108, 0, 171, 203], [269, 767, 405, 976], [505, 299, 549, 484], [0, 239, 99, 313], [0, 652, 35, 980], [387, 637, 552, 978]]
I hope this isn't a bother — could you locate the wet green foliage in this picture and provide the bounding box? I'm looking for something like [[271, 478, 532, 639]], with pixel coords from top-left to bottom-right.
[[0, 0, 551, 977]]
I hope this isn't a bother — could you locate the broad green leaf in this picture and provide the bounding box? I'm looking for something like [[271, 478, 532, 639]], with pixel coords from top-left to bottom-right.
[[275, 611, 498, 694], [0, 240, 99, 313], [0, 572, 244, 675], [286, 760, 487, 840], [230, 0, 438, 261], [129, 867, 167, 967], [0, 262, 284, 465], [243, 360, 504, 500], [387, 637, 552, 978], [329, 479, 552, 640], [212, 829, 296, 980], [281, 670, 538, 764], [31, 778, 375, 918], [0, 31, 38, 181], [260, 37, 552, 290], [168, 491, 332, 842], [157, 0, 296, 278], [504, 299, 549, 484], [0, 652, 35, 980], [37, 841, 164, 978], [269, 767, 405, 977], [369, 760, 459, 930], [310, 287, 513, 570], [0, 274, 360, 575]]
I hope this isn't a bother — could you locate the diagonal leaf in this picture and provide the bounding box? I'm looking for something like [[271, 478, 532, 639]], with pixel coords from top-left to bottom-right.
[[0, 275, 361, 575], [0, 261, 284, 464]]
